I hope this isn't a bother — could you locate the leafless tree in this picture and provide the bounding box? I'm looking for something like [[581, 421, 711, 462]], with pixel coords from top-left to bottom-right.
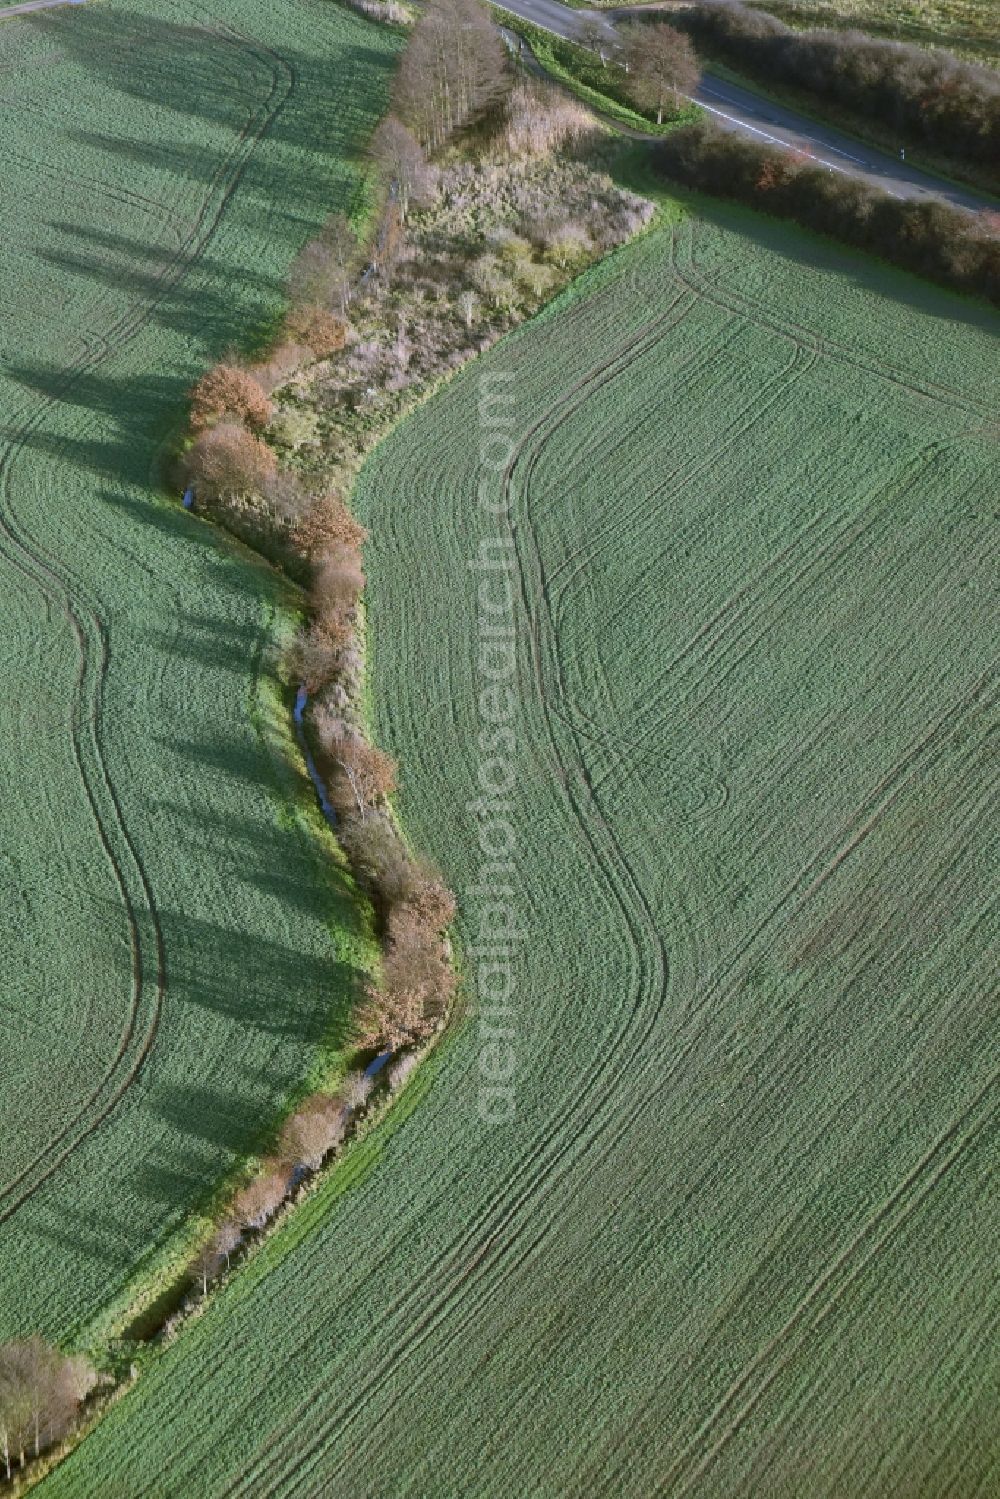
[[215, 1219, 243, 1271], [0, 1339, 95, 1478], [579, 19, 608, 64], [388, 1051, 420, 1091], [371, 116, 432, 222], [456, 289, 479, 327], [314, 715, 397, 822], [289, 212, 358, 315], [232, 1162, 291, 1232], [394, 0, 510, 151], [191, 1240, 221, 1299], [620, 22, 699, 125], [341, 1070, 375, 1111], [279, 1095, 347, 1170]]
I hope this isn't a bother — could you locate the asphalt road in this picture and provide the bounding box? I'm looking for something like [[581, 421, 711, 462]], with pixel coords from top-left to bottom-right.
[[0, 0, 83, 18], [500, 0, 995, 215]]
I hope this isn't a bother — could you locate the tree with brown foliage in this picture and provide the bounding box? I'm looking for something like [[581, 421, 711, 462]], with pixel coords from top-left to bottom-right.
[[183, 420, 277, 505], [655, 119, 1000, 306], [231, 1161, 291, 1232], [292, 490, 368, 559], [323, 729, 398, 822], [407, 869, 457, 932], [283, 305, 349, 358], [189, 363, 274, 432], [360, 872, 457, 1049]]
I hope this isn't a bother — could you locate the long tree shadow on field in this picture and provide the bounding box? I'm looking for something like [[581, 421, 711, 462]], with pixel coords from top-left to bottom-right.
[[27, 1199, 143, 1273], [145, 610, 284, 679], [36, 225, 285, 336], [29, 5, 399, 157], [126, 898, 366, 1209], [666, 187, 1000, 343], [29, 4, 399, 272], [3, 362, 188, 475]]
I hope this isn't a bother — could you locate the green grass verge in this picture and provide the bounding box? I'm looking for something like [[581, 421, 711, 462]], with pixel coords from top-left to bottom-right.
[[494, 8, 700, 133], [35, 165, 1000, 1496], [0, 0, 400, 1345]]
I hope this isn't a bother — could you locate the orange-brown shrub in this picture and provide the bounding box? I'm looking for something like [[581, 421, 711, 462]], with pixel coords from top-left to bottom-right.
[[278, 1094, 346, 1170], [360, 877, 457, 1048], [183, 420, 277, 503], [283, 305, 349, 358], [321, 731, 398, 819], [314, 543, 365, 622], [189, 363, 274, 432], [231, 1159, 291, 1231], [293, 491, 369, 557], [406, 869, 457, 931]]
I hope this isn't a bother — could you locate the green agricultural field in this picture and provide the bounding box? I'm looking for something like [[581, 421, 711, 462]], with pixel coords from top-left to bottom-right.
[[37, 194, 1000, 1493], [0, 0, 399, 1342], [755, 0, 1000, 70]]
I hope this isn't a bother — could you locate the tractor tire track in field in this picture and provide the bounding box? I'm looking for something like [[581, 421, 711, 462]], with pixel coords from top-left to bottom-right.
[[683, 217, 998, 428], [0, 19, 294, 1220], [539, 231, 999, 1497], [593, 441, 948, 777], [664, 1061, 999, 1497], [273, 218, 997, 1496], [210, 220, 938, 1495]]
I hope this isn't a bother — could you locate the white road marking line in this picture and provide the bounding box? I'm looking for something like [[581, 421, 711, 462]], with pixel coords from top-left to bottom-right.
[[504, 3, 970, 206]]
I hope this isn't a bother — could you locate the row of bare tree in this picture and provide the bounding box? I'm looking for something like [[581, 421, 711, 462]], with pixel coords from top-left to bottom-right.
[[683, 0, 1000, 185], [0, 1340, 95, 1482], [616, 23, 700, 127], [172, 0, 477, 1315], [179, 210, 363, 524]]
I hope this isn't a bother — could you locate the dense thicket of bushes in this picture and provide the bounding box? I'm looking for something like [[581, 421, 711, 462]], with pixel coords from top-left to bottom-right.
[[655, 121, 1000, 305], [684, 0, 1000, 186]]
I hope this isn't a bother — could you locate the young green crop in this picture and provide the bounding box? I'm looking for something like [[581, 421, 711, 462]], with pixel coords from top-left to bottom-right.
[[0, 0, 399, 1343], [36, 190, 1000, 1494]]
